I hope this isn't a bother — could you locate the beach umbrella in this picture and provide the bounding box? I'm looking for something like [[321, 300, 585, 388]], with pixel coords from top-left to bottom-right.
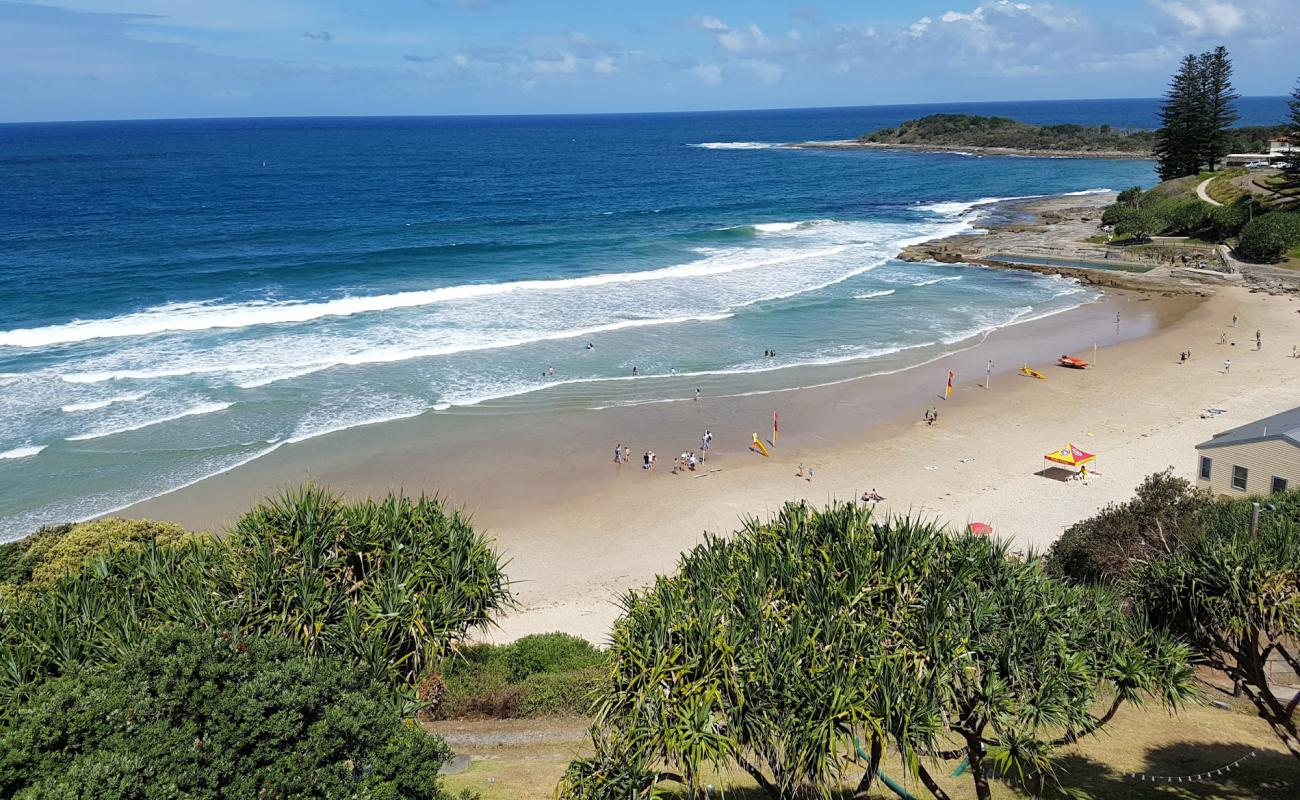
[[968, 522, 993, 537], [1044, 443, 1095, 468]]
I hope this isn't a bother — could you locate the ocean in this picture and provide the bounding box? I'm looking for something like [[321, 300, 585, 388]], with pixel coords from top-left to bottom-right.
[[0, 97, 1290, 537]]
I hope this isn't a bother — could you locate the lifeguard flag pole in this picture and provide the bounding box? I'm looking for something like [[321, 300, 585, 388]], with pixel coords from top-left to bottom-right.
[[945, 370, 954, 399], [773, 412, 779, 444]]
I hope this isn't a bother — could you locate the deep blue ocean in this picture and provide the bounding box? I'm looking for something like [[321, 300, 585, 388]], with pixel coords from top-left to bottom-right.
[[0, 97, 1290, 536]]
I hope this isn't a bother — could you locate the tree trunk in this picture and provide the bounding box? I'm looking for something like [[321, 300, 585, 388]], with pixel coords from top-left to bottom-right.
[[915, 763, 953, 800], [854, 736, 883, 797], [965, 736, 993, 800]]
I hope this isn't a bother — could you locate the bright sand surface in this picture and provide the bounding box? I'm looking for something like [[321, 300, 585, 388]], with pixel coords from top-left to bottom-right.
[[122, 284, 1300, 643]]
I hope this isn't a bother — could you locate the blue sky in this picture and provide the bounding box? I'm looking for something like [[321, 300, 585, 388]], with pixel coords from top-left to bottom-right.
[[1, 0, 1296, 122]]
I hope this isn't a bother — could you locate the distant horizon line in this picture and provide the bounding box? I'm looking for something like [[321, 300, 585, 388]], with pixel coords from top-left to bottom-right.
[[1, 94, 1291, 128]]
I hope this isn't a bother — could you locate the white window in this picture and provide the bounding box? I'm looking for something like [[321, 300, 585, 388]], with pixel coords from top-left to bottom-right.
[[1231, 465, 1248, 491]]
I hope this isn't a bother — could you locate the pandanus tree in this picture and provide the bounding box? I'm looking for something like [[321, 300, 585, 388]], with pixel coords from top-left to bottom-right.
[[0, 485, 512, 713], [562, 502, 1193, 800], [1132, 490, 1300, 761], [908, 536, 1194, 800]]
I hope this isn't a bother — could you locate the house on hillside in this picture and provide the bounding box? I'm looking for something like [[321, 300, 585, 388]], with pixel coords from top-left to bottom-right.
[[1195, 407, 1300, 496]]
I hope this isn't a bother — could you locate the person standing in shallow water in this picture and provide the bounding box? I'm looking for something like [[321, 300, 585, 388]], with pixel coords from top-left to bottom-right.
[[614, 444, 622, 464]]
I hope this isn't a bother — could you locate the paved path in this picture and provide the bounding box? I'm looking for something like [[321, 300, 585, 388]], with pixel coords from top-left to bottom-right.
[[1196, 177, 1223, 206]]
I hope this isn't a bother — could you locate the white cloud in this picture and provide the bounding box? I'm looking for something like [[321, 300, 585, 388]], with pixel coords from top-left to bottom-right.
[[1151, 0, 1243, 36], [689, 63, 723, 84], [530, 51, 578, 74], [742, 59, 783, 83], [695, 16, 777, 55]]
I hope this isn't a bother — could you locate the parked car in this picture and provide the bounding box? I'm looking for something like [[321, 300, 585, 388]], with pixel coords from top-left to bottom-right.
[[1244, 161, 1268, 169]]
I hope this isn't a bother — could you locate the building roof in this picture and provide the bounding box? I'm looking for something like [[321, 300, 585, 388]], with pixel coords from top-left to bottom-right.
[[1196, 406, 1300, 451]]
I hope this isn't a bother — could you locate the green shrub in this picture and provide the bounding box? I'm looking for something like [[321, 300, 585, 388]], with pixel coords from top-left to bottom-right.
[[1236, 212, 1300, 262], [0, 524, 72, 593], [435, 635, 605, 718], [1206, 202, 1252, 240], [0, 627, 462, 800], [518, 666, 602, 716], [1154, 198, 1211, 235], [0, 486, 513, 707], [1115, 185, 1142, 205], [504, 632, 604, 681], [1047, 470, 1209, 585], [24, 518, 192, 590], [1132, 489, 1300, 760]]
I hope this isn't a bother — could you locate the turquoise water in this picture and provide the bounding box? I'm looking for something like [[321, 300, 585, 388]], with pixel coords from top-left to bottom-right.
[[0, 102, 1186, 536]]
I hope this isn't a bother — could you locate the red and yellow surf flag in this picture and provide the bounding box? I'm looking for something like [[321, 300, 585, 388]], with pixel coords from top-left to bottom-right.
[[945, 370, 954, 398], [773, 412, 779, 443]]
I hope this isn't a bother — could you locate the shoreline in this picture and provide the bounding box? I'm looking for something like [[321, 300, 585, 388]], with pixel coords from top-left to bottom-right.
[[98, 192, 1300, 643], [791, 139, 1153, 160]]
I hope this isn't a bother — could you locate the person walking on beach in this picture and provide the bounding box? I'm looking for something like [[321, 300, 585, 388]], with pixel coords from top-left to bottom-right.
[[1256, 330, 1262, 350], [695, 388, 701, 402], [623, 446, 630, 463], [614, 444, 622, 464], [1224, 358, 1231, 375], [1232, 314, 1238, 328]]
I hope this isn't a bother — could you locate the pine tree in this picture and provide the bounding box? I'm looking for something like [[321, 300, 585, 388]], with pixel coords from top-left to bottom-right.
[[1154, 54, 1203, 181], [1286, 78, 1300, 177], [1196, 46, 1240, 171]]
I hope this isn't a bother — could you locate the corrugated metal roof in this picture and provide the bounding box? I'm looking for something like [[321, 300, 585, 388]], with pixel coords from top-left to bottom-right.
[[1195, 406, 1300, 450]]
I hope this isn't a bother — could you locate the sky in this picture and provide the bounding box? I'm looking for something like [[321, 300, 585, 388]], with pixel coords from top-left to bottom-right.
[[1, 0, 1297, 122]]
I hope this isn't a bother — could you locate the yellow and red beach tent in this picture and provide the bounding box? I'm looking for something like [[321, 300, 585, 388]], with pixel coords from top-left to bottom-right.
[[1044, 443, 1096, 469]]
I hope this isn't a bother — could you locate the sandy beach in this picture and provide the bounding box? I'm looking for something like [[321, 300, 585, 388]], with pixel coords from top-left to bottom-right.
[[112, 192, 1300, 644]]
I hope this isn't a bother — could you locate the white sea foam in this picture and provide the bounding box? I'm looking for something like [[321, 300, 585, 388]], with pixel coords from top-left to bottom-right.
[[65, 402, 233, 442], [854, 289, 896, 299], [0, 445, 46, 460], [917, 188, 1113, 219], [60, 392, 150, 412], [911, 276, 963, 287], [8, 238, 854, 349], [750, 219, 835, 233], [690, 141, 781, 150]]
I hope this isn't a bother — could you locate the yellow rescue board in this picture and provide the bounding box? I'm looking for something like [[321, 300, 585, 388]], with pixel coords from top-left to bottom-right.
[[1019, 366, 1046, 380]]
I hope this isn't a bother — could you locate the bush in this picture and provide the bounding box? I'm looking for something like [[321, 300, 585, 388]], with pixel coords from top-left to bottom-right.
[[435, 634, 605, 718], [518, 667, 602, 716], [1132, 489, 1300, 760], [1206, 202, 1252, 240], [1115, 185, 1142, 205], [1236, 212, 1300, 262], [1047, 470, 1209, 585], [24, 518, 192, 590], [0, 524, 72, 594], [0, 627, 462, 800], [1156, 198, 1211, 235], [0, 486, 513, 707], [504, 632, 604, 681]]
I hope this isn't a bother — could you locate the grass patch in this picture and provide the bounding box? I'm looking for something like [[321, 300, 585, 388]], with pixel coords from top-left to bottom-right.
[[445, 698, 1298, 799], [435, 633, 605, 719], [1207, 174, 1248, 205]]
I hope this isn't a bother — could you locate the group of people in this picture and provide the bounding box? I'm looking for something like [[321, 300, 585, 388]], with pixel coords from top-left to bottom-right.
[[861, 489, 885, 505], [763, 349, 778, 358], [615, 430, 712, 475], [1179, 348, 1192, 363], [923, 407, 940, 426], [672, 430, 713, 473]]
